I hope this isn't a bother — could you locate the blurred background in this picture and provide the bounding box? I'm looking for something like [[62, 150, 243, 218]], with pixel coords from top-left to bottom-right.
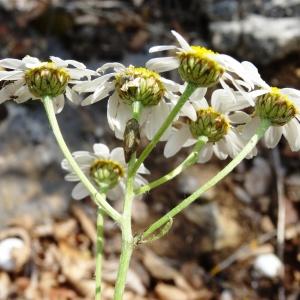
[[0, 0, 300, 299]]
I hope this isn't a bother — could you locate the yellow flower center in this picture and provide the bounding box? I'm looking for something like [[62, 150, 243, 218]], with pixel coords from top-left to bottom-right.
[[90, 159, 125, 190], [255, 87, 297, 126], [115, 66, 165, 106], [189, 107, 230, 142], [25, 62, 70, 98], [177, 46, 225, 87]]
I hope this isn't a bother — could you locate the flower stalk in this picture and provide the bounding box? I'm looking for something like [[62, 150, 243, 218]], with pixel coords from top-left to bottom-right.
[[141, 119, 271, 240], [135, 136, 208, 195], [42, 96, 121, 223], [113, 156, 136, 300], [95, 205, 105, 300], [131, 82, 198, 175]]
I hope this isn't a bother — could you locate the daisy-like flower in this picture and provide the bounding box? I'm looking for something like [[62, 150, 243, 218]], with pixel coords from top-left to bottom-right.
[[244, 86, 300, 151], [0, 55, 95, 113], [73, 63, 181, 140], [146, 30, 256, 104], [164, 89, 252, 162], [62, 143, 149, 201]]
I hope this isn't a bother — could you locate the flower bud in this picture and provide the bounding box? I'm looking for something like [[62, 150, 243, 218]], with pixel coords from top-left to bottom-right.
[[255, 88, 297, 126], [115, 66, 165, 106], [189, 107, 229, 142], [25, 62, 70, 98], [90, 159, 125, 190], [177, 46, 225, 87]]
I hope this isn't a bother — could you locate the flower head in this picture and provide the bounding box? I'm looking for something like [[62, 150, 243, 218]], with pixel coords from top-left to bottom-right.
[[0, 56, 95, 113], [62, 143, 149, 200], [244, 87, 300, 151], [73, 63, 180, 141], [164, 89, 252, 162], [146, 30, 257, 103]]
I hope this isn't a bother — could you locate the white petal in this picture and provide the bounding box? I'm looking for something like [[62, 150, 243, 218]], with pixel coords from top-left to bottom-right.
[[0, 70, 24, 80], [65, 173, 80, 182], [241, 61, 269, 88], [241, 117, 260, 142], [192, 97, 209, 110], [264, 126, 283, 149], [72, 182, 89, 200], [161, 77, 181, 92], [180, 101, 197, 120], [163, 125, 191, 158], [65, 86, 81, 105], [189, 87, 207, 103], [73, 74, 115, 93], [110, 147, 126, 165], [171, 30, 191, 51], [213, 141, 228, 160], [146, 57, 179, 73], [137, 164, 150, 175], [198, 144, 213, 163], [14, 86, 33, 103], [0, 58, 24, 70], [283, 119, 300, 151], [97, 63, 125, 73], [143, 101, 171, 141], [228, 111, 251, 124], [81, 82, 113, 106], [0, 81, 23, 103], [93, 144, 110, 157], [107, 92, 120, 131], [22, 56, 41, 68], [113, 101, 132, 139], [53, 95, 65, 114], [149, 45, 178, 53], [50, 56, 86, 69], [67, 68, 95, 80]]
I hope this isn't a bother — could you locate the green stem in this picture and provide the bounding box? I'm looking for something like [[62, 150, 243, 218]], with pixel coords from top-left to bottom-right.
[[131, 83, 197, 175], [42, 96, 121, 223], [135, 136, 208, 195], [113, 158, 135, 300], [142, 119, 270, 240], [95, 206, 105, 300]]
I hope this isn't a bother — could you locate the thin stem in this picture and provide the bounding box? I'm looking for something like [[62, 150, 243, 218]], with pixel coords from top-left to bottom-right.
[[131, 83, 197, 175], [113, 157, 135, 300], [42, 96, 121, 223], [142, 119, 271, 240], [95, 206, 105, 300], [135, 136, 208, 195]]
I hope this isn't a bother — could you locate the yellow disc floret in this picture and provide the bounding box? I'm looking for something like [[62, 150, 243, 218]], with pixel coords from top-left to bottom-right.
[[255, 87, 297, 126], [25, 62, 70, 98], [90, 159, 125, 190], [115, 66, 165, 106], [177, 46, 225, 87], [189, 107, 229, 142]]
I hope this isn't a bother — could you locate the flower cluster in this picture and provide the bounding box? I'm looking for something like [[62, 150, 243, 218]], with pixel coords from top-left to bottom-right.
[[0, 30, 299, 201]]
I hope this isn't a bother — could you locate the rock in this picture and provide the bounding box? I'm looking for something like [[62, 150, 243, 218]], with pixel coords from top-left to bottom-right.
[[177, 164, 219, 200], [155, 283, 188, 300], [142, 250, 177, 281], [244, 158, 271, 198], [253, 253, 283, 278], [210, 15, 300, 64], [286, 173, 300, 202]]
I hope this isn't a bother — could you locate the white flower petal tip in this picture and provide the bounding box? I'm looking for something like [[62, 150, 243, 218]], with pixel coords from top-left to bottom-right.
[[170, 30, 191, 51]]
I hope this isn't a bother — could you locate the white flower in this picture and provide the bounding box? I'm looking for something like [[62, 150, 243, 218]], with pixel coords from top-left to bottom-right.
[[146, 30, 257, 104], [73, 63, 181, 140], [164, 89, 252, 162], [0, 56, 95, 113], [243, 87, 300, 151], [62, 143, 149, 201], [253, 253, 283, 278]]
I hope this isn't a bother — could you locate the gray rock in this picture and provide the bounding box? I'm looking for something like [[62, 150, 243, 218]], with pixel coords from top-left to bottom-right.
[[210, 14, 300, 64]]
